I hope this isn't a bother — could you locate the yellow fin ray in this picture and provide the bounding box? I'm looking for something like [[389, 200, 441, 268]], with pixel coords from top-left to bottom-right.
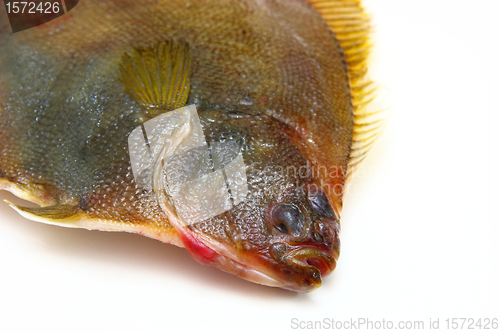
[[119, 40, 192, 116], [5, 201, 83, 228], [307, 0, 387, 177]]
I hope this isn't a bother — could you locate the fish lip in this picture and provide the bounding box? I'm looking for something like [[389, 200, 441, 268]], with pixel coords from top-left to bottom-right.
[[269, 242, 338, 292], [179, 223, 338, 292], [286, 245, 337, 277]]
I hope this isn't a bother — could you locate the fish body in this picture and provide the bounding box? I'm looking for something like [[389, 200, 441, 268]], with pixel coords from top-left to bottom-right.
[[0, 0, 379, 291]]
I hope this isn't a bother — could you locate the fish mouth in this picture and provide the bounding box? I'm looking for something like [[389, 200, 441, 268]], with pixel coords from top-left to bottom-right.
[[177, 220, 339, 292], [269, 243, 338, 292], [286, 246, 336, 276], [180, 226, 338, 292]]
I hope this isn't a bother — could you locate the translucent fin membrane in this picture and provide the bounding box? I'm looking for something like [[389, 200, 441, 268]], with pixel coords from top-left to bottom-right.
[[307, 0, 388, 178], [128, 105, 248, 225]]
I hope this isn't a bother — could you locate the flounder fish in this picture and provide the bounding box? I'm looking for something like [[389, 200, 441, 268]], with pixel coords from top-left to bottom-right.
[[0, 0, 382, 292]]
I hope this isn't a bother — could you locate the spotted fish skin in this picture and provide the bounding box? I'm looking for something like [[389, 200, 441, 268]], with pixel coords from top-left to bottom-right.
[[0, 0, 375, 291]]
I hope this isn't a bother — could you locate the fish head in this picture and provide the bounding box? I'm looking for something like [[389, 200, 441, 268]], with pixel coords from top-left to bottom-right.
[[166, 110, 341, 292]]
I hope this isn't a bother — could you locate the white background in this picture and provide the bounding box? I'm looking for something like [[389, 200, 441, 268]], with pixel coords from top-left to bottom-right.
[[0, 0, 498, 332]]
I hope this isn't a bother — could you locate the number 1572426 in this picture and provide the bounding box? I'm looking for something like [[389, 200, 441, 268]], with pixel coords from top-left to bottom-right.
[[5, 2, 61, 14]]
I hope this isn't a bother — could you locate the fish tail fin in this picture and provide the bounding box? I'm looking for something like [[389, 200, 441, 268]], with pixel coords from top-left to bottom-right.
[[5, 201, 84, 228], [119, 40, 192, 117], [307, 0, 388, 177]]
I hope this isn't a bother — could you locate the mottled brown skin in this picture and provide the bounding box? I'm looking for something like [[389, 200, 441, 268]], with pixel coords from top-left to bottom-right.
[[0, 0, 353, 291]]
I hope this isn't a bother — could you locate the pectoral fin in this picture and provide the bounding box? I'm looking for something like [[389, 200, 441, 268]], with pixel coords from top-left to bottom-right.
[[119, 40, 192, 117]]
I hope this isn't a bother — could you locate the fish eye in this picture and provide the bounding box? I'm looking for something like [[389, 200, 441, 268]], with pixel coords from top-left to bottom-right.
[[308, 187, 336, 219], [271, 204, 305, 237]]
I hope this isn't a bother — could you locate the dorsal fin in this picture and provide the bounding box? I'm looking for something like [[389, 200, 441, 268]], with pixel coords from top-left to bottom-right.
[[5, 201, 83, 227], [307, 0, 387, 177], [119, 40, 192, 117], [4, 199, 183, 246]]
